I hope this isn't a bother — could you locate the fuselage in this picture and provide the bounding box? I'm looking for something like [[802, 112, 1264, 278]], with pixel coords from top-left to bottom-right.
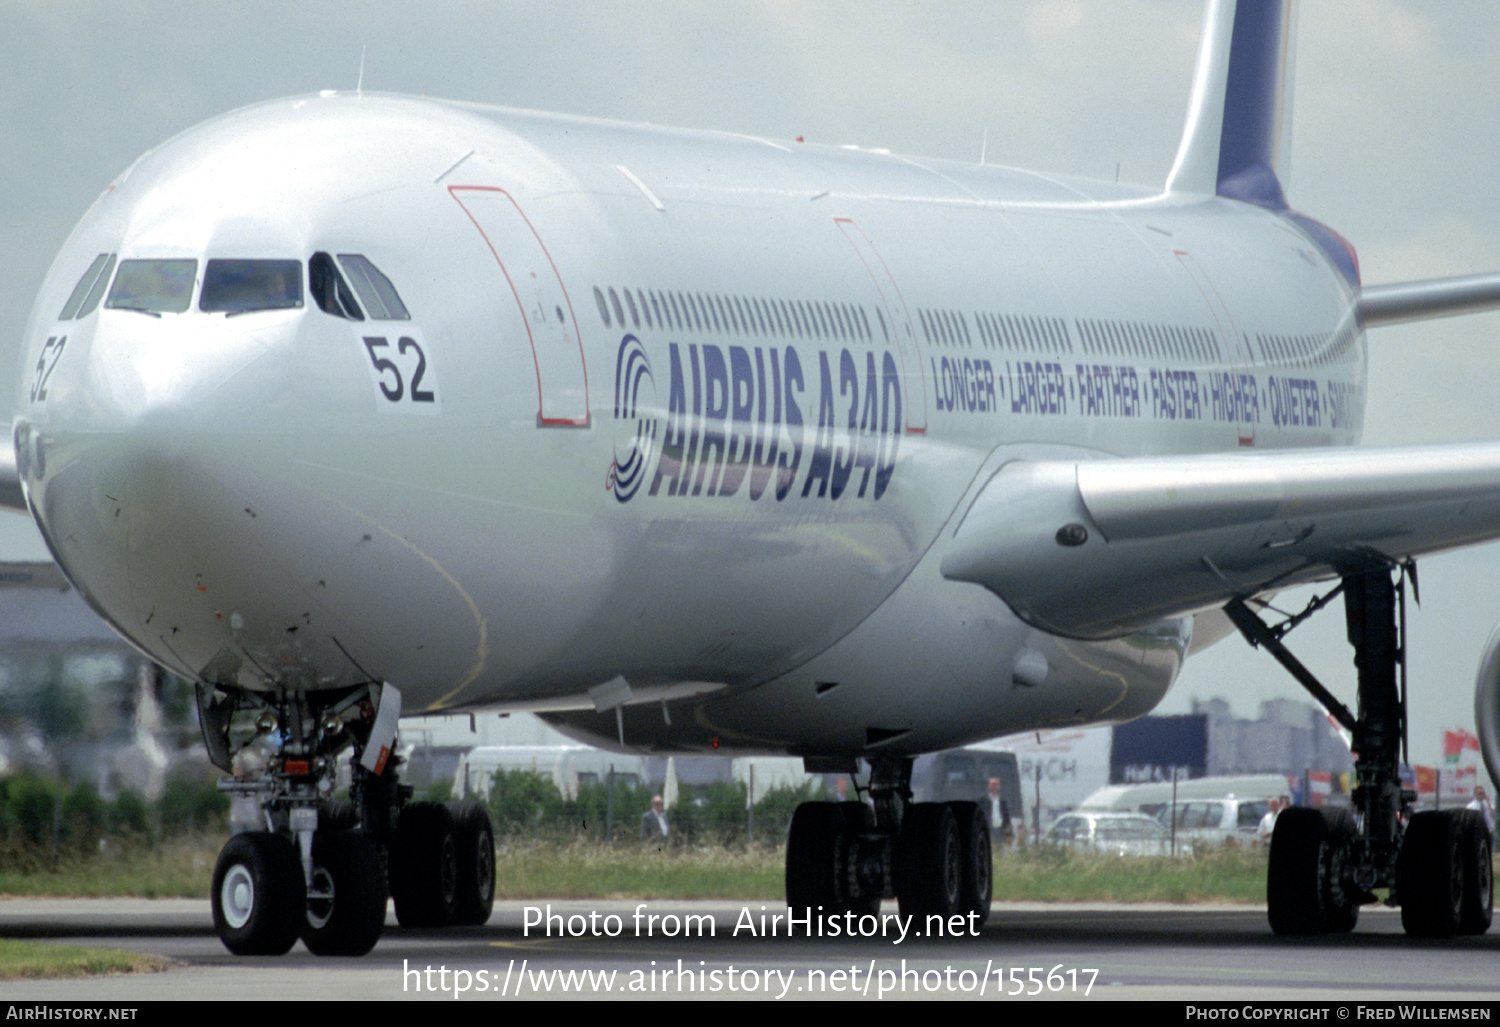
[[15, 93, 1364, 757]]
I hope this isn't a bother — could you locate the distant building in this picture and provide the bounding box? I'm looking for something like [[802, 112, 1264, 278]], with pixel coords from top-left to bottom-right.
[[1110, 699, 1353, 788], [0, 572, 207, 798]]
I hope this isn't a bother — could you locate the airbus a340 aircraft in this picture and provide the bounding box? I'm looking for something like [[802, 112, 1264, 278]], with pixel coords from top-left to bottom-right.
[[13, 0, 1500, 955]]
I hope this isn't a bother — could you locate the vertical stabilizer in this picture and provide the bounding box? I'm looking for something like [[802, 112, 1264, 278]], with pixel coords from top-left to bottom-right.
[[1166, 0, 1294, 208]]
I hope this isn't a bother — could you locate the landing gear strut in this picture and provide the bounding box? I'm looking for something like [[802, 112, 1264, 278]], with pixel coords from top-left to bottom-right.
[[198, 681, 496, 955], [1229, 564, 1492, 937], [785, 757, 990, 927]]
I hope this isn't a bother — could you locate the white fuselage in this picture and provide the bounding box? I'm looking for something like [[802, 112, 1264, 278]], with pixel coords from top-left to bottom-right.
[[15, 94, 1362, 757]]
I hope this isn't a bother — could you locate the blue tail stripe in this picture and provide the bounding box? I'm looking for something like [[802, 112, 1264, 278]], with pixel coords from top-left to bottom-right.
[[1217, 0, 1288, 209]]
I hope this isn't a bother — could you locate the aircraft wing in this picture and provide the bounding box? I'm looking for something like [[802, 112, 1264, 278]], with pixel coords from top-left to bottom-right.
[[1359, 271, 1500, 328], [940, 443, 1500, 640]]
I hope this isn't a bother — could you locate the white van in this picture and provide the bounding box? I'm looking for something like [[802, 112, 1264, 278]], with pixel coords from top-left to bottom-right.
[[1079, 775, 1288, 822]]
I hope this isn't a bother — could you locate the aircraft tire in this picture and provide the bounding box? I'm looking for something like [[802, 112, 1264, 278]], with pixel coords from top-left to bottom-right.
[[390, 802, 458, 928], [896, 802, 962, 922], [447, 800, 497, 926], [302, 831, 387, 956], [947, 801, 992, 925], [1454, 809, 1493, 935], [211, 832, 306, 956], [786, 802, 842, 915], [836, 801, 882, 917], [1320, 807, 1359, 934], [318, 798, 358, 833], [1267, 807, 1331, 936], [1399, 810, 1463, 937]]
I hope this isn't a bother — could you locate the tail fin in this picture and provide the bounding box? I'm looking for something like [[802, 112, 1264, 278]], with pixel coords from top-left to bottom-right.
[[1166, 0, 1295, 208]]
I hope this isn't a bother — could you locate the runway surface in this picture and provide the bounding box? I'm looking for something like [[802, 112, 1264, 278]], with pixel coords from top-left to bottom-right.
[[3, 898, 1499, 1001]]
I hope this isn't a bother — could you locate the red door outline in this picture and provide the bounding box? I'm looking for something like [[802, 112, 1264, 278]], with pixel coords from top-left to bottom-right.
[[450, 185, 590, 428]]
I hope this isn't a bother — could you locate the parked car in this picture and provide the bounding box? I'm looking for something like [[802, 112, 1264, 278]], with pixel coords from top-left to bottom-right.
[[1158, 797, 1273, 849], [1078, 775, 1289, 819], [1044, 811, 1191, 857]]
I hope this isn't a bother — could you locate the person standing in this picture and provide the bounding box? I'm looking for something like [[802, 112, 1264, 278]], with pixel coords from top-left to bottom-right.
[[987, 776, 1014, 845], [1257, 796, 1284, 847], [640, 794, 669, 846], [1468, 785, 1496, 842]]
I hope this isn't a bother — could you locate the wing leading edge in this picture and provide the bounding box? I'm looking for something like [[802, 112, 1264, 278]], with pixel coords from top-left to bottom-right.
[[940, 443, 1500, 640]]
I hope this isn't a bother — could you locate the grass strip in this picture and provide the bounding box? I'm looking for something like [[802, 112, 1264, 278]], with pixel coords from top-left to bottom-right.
[[0, 834, 1287, 903], [0, 836, 220, 898], [494, 838, 788, 899], [0, 939, 168, 980], [992, 845, 1270, 903]]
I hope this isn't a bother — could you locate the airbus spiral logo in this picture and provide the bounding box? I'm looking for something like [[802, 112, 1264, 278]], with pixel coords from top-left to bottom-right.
[[608, 334, 657, 503]]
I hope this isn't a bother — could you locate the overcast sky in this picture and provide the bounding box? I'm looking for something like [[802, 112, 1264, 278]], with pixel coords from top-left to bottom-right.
[[3, 1, 1499, 771]]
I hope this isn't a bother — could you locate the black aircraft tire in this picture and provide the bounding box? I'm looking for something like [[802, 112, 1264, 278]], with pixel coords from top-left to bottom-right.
[[302, 832, 387, 956], [211, 832, 306, 956], [318, 798, 359, 834], [1400, 810, 1463, 937], [836, 801, 882, 918], [896, 802, 962, 922], [1454, 809, 1493, 935], [1267, 807, 1330, 936], [447, 800, 497, 927], [949, 801, 992, 925], [390, 802, 458, 928], [1320, 807, 1359, 934], [786, 801, 842, 915]]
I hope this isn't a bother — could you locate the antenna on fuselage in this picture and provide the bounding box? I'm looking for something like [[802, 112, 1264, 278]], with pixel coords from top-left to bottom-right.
[[357, 46, 367, 97]]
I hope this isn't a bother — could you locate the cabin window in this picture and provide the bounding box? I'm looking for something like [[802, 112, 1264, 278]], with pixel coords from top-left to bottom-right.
[[106, 259, 197, 315], [200, 259, 303, 314]]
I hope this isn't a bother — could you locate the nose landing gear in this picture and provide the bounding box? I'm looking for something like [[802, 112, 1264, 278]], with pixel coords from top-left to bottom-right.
[[198, 681, 496, 956]]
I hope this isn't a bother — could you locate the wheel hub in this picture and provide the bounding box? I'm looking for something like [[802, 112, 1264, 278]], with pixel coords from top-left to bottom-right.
[[220, 864, 256, 930], [305, 865, 336, 930]]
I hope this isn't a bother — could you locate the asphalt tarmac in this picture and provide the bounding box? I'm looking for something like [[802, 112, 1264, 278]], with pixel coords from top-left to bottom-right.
[[4, 898, 1500, 1001]]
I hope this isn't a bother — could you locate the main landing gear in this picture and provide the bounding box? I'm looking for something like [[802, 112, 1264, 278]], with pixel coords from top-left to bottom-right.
[[785, 758, 991, 926], [1228, 564, 1492, 938], [198, 682, 496, 956]]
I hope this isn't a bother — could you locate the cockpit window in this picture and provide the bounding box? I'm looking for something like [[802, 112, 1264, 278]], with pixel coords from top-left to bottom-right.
[[106, 259, 197, 315], [200, 259, 303, 314], [310, 252, 364, 321], [337, 254, 409, 320], [59, 253, 116, 320]]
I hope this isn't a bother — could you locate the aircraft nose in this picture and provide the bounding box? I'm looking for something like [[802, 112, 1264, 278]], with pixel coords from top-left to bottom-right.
[[17, 289, 564, 704], [16, 298, 427, 691], [20, 303, 306, 665]]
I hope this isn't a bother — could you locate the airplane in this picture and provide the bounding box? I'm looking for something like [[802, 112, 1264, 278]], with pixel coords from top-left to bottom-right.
[[11, 0, 1500, 955]]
